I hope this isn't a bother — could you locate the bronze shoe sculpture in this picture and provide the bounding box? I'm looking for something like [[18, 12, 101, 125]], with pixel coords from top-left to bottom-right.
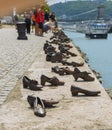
[[22, 76, 43, 91], [62, 66, 74, 75], [43, 42, 50, 50], [72, 68, 95, 81], [27, 95, 59, 108], [59, 43, 73, 49], [72, 61, 84, 67], [61, 60, 84, 67], [71, 85, 101, 96], [59, 45, 77, 57], [34, 97, 46, 117], [44, 45, 56, 54], [41, 74, 65, 86], [52, 66, 65, 75], [52, 66, 74, 75], [66, 50, 77, 57], [46, 52, 63, 63], [64, 44, 73, 48], [74, 67, 91, 75]]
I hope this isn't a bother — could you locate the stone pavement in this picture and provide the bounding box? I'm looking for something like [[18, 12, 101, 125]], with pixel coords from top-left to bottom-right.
[[0, 27, 50, 105], [0, 26, 112, 130]]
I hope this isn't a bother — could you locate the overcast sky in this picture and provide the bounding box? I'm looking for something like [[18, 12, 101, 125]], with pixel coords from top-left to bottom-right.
[[46, 0, 76, 5]]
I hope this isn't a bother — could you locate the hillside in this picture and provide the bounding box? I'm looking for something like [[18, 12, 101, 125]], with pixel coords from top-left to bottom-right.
[[50, 1, 112, 21]]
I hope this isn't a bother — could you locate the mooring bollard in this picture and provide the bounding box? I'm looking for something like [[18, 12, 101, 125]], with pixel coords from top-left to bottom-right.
[[16, 22, 27, 40]]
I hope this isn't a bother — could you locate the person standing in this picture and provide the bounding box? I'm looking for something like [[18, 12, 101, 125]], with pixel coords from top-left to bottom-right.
[[31, 10, 36, 33], [35, 7, 44, 36], [24, 10, 31, 34], [44, 10, 49, 22]]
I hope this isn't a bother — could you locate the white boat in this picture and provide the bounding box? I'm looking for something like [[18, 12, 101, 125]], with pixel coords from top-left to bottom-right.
[[76, 20, 110, 39]]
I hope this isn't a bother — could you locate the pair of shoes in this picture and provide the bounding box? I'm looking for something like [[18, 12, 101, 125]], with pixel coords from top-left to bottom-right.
[[73, 68, 94, 81], [27, 95, 59, 117], [27, 95, 59, 108], [23, 76, 43, 91], [41, 74, 65, 86], [71, 85, 101, 96]]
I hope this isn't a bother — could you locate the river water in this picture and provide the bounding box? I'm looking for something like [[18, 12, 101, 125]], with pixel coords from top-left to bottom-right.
[[63, 29, 112, 89]]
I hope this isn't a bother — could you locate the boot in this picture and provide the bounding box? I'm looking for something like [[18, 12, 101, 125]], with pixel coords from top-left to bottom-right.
[[41, 74, 65, 86], [71, 85, 101, 96], [73, 68, 94, 81]]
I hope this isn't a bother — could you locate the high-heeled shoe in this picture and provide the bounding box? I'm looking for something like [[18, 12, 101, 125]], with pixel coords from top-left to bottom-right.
[[41, 74, 65, 86], [71, 85, 101, 96], [72, 68, 94, 81], [22, 76, 43, 90], [34, 97, 46, 117]]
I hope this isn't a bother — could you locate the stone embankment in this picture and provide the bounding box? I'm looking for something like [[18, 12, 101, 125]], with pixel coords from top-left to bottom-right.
[[0, 26, 112, 130]]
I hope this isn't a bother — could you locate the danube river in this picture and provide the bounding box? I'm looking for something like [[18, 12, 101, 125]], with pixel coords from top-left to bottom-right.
[[63, 29, 112, 89]]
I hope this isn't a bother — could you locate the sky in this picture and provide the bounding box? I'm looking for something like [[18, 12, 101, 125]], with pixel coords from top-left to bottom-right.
[[46, 0, 76, 5]]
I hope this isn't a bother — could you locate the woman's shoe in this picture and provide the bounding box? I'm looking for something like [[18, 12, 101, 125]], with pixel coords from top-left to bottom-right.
[[23, 76, 38, 88], [41, 74, 65, 86], [71, 85, 101, 96], [34, 97, 46, 117], [72, 68, 94, 81], [27, 95, 59, 108], [22, 76, 43, 90]]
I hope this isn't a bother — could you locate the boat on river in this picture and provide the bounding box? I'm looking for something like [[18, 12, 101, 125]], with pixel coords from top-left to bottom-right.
[[76, 20, 110, 39]]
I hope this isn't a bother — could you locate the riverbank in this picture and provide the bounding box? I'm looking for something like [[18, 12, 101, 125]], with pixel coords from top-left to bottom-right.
[[0, 27, 112, 129], [74, 44, 112, 99]]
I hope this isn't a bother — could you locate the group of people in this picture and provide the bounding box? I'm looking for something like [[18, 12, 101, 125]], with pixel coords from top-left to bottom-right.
[[24, 6, 58, 36]]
